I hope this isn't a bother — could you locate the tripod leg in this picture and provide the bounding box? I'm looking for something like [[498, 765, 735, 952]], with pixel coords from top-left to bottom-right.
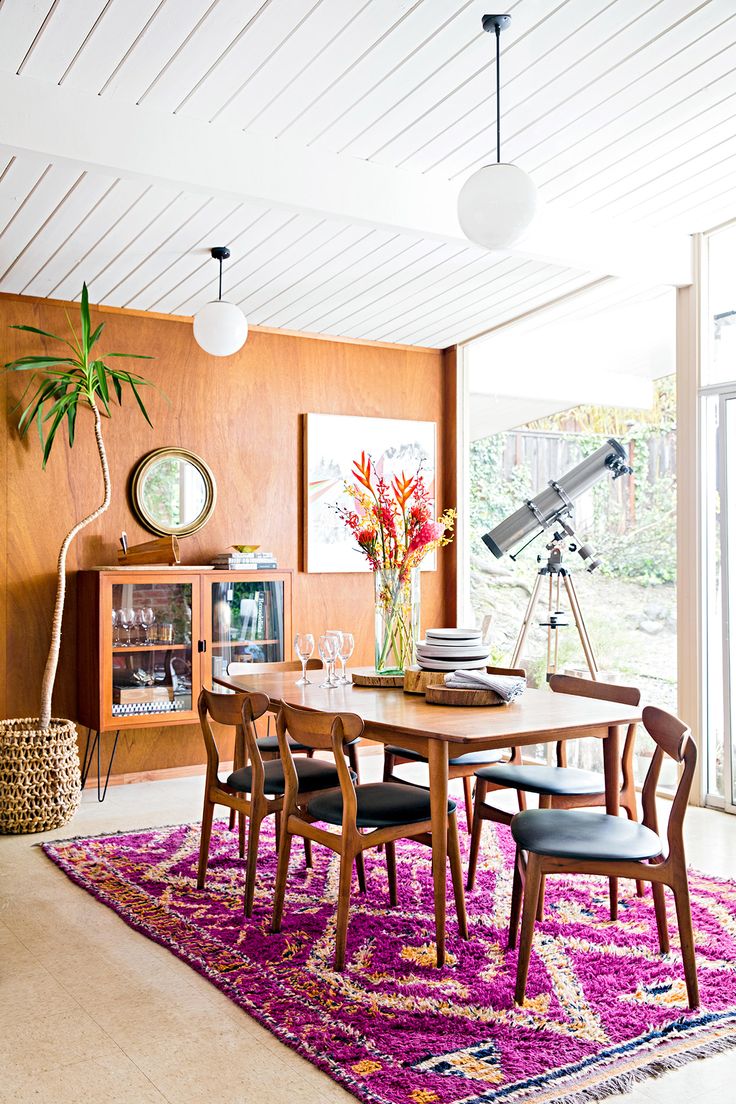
[[563, 574, 599, 679], [552, 574, 561, 675], [511, 572, 544, 668], [546, 573, 554, 677]]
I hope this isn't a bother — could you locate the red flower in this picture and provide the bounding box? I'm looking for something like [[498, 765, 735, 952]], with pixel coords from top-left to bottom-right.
[[409, 520, 444, 552], [352, 451, 373, 490]]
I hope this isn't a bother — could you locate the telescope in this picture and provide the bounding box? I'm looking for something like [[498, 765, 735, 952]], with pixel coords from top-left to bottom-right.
[[485, 438, 633, 680], [482, 438, 631, 562]]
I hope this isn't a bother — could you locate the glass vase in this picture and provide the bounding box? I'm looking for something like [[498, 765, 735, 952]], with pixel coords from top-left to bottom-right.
[[374, 568, 420, 675]]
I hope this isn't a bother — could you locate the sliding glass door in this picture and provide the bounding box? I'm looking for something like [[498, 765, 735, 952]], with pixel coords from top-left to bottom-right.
[[702, 222, 736, 811], [720, 394, 736, 810]]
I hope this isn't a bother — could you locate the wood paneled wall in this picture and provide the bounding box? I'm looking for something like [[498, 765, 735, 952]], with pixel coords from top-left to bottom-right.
[[0, 294, 457, 779]]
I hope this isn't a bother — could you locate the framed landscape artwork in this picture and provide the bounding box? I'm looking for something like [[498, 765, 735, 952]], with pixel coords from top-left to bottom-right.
[[304, 413, 437, 573]]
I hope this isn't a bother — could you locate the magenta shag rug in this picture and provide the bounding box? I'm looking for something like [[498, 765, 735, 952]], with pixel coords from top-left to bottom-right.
[[43, 816, 736, 1104]]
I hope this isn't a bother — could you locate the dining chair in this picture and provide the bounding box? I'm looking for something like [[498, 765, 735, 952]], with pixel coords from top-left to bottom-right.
[[271, 701, 468, 971], [197, 688, 353, 916], [466, 674, 641, 919], [509, 705, 699, 1009], [225, 658, 360, 780], [383, 665, 527, 832]]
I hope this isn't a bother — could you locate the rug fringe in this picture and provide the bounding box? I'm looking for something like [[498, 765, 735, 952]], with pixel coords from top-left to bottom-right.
[[526, 1032, 736, 1104], [37, 818, 213, 848]]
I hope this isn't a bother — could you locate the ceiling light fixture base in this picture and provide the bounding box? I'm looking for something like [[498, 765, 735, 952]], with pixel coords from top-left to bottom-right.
[[210, 246, 230, 262], [482, 14, 511, 34]]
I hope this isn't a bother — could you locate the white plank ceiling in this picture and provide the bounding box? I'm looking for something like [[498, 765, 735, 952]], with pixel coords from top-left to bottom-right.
[[0, 0, 734, 348]]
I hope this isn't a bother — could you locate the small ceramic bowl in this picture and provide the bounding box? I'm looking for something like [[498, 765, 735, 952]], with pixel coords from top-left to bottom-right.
[[231, 544, 260, 554]]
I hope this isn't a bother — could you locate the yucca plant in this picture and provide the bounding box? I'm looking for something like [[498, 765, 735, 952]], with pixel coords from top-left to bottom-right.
[[4, 284, 154, 730]]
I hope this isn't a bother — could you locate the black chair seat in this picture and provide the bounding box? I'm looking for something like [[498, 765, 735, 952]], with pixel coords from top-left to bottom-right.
[[257, 733, 360, 754], [307, 782, 456, 829], [386, 744, 504, 767], [475, 762, 606, 796], [256, 733, 308, 754], [511, 809, 662, 862], [227, 757, 350, 796]]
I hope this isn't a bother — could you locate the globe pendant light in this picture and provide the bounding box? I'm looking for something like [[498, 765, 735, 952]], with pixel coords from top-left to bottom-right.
[[193, 246, 248, 356], [457, 14, 537, 250]]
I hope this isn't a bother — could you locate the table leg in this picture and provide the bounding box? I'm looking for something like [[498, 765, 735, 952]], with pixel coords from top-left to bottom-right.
[[603, 724, 621, 919], [428, 738, 449, 967]]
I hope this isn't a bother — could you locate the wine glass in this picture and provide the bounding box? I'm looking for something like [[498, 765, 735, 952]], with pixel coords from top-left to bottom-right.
[[114, 609, 124, 645], [294, 633, 315, 685], [318, 633, 339, 688], [325, 631, 343, 687], [140, 607, 155, 644], [133, 609, 147, 646], [120, 607, 135, 646], [112, 609, 120, 646], [337, 632, 354, 684]]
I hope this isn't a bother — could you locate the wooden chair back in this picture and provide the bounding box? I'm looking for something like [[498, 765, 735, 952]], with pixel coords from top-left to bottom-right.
[[548, 673, 640, 706], [641, 705, 696, 858], [276, 702, 364, 751], [549, 674, 641, 774], [198, 688, 270, 783], [227, 658, 320, 675], [487, 665, 526, 678], [276, 703, 364, 827]]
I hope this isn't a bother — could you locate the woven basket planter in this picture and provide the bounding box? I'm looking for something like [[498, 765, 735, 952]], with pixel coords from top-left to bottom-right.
[[0, 718, 81, 834]]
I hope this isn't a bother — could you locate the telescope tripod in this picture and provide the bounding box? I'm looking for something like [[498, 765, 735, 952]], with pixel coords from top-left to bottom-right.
[[510, 543, 599, 680]]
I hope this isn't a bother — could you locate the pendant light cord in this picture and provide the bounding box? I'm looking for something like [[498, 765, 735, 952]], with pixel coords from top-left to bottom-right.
[[218, 256, 223, 301], [495, 22, 501, 163]]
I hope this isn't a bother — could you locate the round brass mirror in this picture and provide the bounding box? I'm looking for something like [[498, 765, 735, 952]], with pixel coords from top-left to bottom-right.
[[130, 448, 217, 537]]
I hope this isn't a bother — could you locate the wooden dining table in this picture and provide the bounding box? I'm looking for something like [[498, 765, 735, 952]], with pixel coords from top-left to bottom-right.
[[214, 668, 642, 966]]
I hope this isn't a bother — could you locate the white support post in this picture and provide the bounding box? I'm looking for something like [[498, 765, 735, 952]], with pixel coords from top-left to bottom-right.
[[455, 344, 472, 629], [676, 236, 703, 804]]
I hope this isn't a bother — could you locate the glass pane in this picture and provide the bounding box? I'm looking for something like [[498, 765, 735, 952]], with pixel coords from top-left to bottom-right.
[[469, 379, 678, 778], [111, 582, 193, 719], [210, 580, 284, 682], [703, 394, 725, 798], [727, 399, 736, 806], [705, 224, 736, 387]]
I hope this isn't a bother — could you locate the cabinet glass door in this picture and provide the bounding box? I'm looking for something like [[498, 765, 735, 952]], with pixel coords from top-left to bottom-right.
[[209, 579, 285, 682], [110, 581, 194, 720]]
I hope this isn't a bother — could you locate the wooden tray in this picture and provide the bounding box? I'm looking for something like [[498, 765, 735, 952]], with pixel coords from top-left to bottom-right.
[[351, 667, 404, 688], [403, 666, 437, 695], [425, 684, 505, 707]]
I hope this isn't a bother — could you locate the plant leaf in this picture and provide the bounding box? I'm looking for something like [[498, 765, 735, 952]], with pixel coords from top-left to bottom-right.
[[93, 359, 109, 406], [66, 389, 80, 448], [43, 389, 77, 425], [80, 283, 90, 356], [105, 352, 153, 359], [10, 324, 69, 344], [42, 404, 68, 467], [66, 397, 78, 448], [127, 376, 153, 427], [18, 379, 61, 434], [64, 308, 83, 361], [4, 356, 78, 371], [89, 321, 105, 349], [111, 374, 122, 403]]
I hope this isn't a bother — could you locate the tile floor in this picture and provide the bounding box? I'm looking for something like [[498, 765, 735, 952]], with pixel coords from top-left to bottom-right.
[[1, 760, 735, 1104]]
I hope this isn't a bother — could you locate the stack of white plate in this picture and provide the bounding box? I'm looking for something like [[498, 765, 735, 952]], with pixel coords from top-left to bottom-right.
[[415, 628, 490, 671]]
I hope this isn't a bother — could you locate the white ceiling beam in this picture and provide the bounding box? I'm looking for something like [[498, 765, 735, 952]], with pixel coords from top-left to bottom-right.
[[0, 72, 692, 286]]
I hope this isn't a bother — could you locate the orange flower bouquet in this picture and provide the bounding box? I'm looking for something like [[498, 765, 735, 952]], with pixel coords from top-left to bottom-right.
[[337, 453, 456, 673]]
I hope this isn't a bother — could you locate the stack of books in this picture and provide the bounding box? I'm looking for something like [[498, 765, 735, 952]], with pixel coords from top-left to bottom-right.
[[212, 551, 278, 570]]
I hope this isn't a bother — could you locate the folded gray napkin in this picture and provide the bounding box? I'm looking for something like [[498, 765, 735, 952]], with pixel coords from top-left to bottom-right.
[[443, 670, 526, 702]]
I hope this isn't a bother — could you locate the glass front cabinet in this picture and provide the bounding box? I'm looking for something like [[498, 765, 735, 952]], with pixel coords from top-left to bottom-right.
[[77, 569, 292, 732]]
